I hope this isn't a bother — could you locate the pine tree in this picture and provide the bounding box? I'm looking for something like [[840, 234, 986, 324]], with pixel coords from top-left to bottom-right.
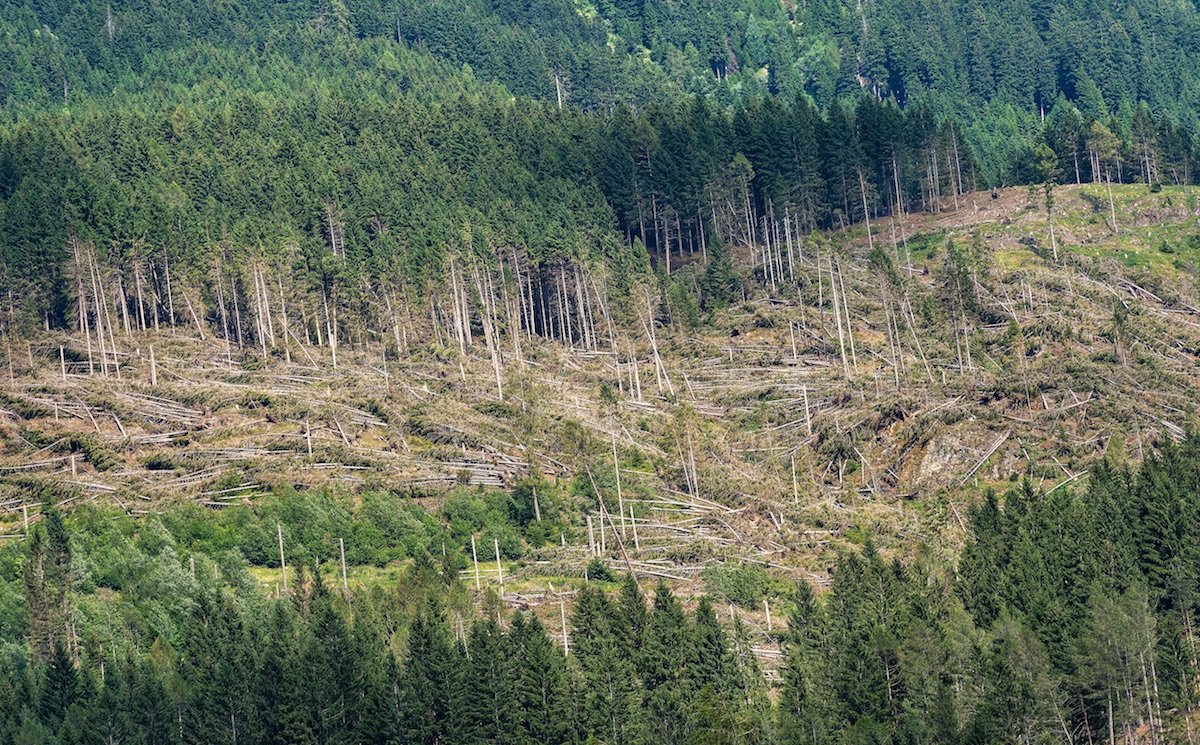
[[615, 575, 648, 658], [399, 601, 463, 745], [571, 586, 645, 745], [179, 592, 256, 745], [639, 581, 693, 744], [303, 574, 362, 745], [512, 614, 576, 744], [460, 618, 519, 744], [777, 582, 821, 743], [38, 639, 78, 732], [691, 598, 736, 694], [24, 505, 74, 662]]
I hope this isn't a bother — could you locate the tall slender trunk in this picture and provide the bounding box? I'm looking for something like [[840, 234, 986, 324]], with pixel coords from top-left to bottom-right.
[[134, 261, 147, 331], [88, 249, 108, 376], [830, 256, 849, 379], [471, 266, 503, 399], [574, 263, 592, 351], [164, 249, 176, 326], [836, 256, 858, 373], [117, 274, 132, 342], [73, 241, 94, 375], [859, 171, 874, 251], [277, 273, 291, 364], [230, 275, 243, 350]]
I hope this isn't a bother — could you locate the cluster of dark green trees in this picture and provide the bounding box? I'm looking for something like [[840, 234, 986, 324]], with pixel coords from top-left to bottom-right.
[[2, 75, 1194, 337], [6, 438, 1200, 742], [3, 503, 774, 745], [1, 0, 1198, 338], [5, 0, 1200, 124], [2, 0, 1200, 340], [0, 83, 983, 327]]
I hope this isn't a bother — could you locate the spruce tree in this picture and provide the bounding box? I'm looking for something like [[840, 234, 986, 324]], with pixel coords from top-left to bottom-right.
[[38, 639, 78, 732], [639, 581, 693, 744], [513, 615, 575, 744]]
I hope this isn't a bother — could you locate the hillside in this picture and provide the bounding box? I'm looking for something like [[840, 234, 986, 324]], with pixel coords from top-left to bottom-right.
[[4, 182, 1200, 742], [2, 181, 1197, 580], [5, 0, 1200, 740], [1, 0, 1199, 185]]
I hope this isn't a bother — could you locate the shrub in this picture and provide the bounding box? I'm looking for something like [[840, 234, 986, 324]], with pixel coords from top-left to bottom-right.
[[702, 563, 773, 608], [141, 453, 177, 471], [586, 558, 615, 582]]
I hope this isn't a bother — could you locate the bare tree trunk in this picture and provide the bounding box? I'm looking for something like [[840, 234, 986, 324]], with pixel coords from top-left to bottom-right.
[[448, 256, 467, 355], [859, 171, 874, 251], [87, 247, 108, 376], [164, 249, 176, 327], [230, 275, 243, 350], [829, 257, 849, 379], [216, 266, 232, 363], [386, 290, 403, 359], [640, 291, 673, 396], [836, 256, 858, 373], [784, 206, 795, 282], [277, 273, 291, 364], [134, 261, 147, 331], [538, 272, 550, 340], [1107, 168, 1118, 233], [117, 273, 132, 343], [952, 129, 965, 197], [559, 267, 572, 346], [502, 274, 521, 364], [254, 269, 268, 358], [323, 289, 337, 368], [181, 287, 205, 341], [631, 339, 642, 401], [947, 148, 960, 210], [1108, 690, 1116, 745], [259, 266, 274, 347], [471, 266, 504, 399], [73, 241, 94, 375], [96, 260, 121, 378], [574, 263, 593, 351]]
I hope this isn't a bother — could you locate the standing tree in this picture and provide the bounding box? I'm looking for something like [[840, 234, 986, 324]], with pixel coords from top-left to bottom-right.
[[1034, 143, 1059, 261]]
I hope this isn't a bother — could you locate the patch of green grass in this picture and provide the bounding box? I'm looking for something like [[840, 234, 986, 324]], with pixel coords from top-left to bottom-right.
[[1057, 185, 1200, 273], [247, 561, 408, 593], [905, 231, 945, 262]]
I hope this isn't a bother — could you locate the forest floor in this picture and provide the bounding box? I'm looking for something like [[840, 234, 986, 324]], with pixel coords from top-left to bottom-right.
[[2, 182, 1199, 669]]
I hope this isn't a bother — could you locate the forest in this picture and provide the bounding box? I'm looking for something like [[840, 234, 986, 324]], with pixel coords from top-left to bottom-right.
[[2, 438, 1200, 743], [0, 0, 1196, 339], [3, 0, 1200, 743]]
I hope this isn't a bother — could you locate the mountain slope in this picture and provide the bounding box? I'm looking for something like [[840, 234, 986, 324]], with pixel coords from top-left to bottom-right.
[[3, 183, 1199, 572]]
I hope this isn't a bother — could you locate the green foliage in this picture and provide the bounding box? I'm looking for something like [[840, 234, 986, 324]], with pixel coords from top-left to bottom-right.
[[699, 238, 736, 310], [586, 558, 616, 583], [140, 453, 177, 471], [59, 435, 118, 472], [444, 487, 524, 560], [701, 562, 773, 608], [0, 0, 1192, 330], [0, 0, 1193, 329], [666, 274, 701, 329], [3, 0, 1200, 738], [6, 437, 1200, 742], [350, 491, 440, 566]]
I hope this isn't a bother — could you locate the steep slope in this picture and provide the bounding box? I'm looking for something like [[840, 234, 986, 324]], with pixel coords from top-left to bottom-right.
[[3, 183, 1198, 585]]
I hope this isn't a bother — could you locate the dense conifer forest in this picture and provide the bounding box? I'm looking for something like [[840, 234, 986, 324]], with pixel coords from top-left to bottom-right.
[[4, 0, 1200, 743], [0, 0, 1196, 333], [4, 439, 1200, 743]]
